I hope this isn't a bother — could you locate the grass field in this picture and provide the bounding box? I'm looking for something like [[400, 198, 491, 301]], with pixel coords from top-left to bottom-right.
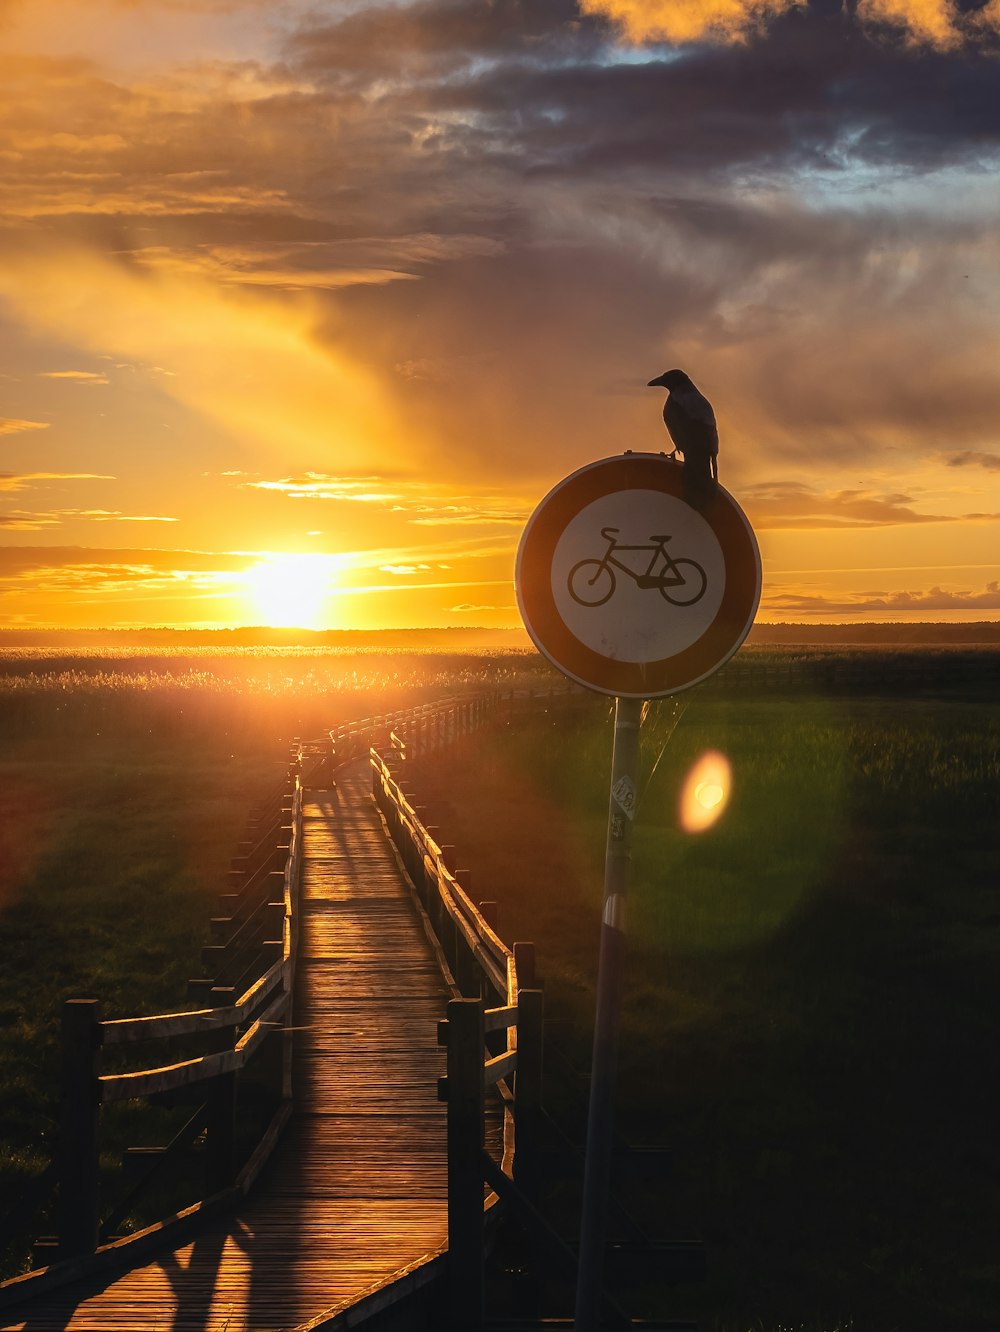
[[414, 672, 1000, 1331], [1, 645, 997, 1329]]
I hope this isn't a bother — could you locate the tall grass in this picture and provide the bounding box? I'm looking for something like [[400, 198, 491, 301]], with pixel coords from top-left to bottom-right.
[[0, 646, 553, 750], [415, 677, 1000, 1331]]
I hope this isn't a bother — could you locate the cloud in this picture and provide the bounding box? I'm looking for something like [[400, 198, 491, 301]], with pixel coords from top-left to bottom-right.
[[765, 580, 1000, 615], [0, 418, 50, 435], [0, 239, 409, 474], [407, 505, 528, 527], [0, 471, 115, 492], [579, 0, 801, 46], [246, 474, 404, 503], [130, 235, 504, 292], [945, 450, 1000, 471], [38, 370, 110, 384], [379, 563, 432, 575], [246, 471, 533, 527], [583, 0, 1000, 48], [3, 0, 1000, 634], [742, 481, 1000, 528], [0, 508, 177, 530], [0, 546, 253, 576]]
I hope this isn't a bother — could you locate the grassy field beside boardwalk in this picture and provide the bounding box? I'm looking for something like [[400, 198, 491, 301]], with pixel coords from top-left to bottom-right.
[[0, 646, 549, 1277], [415, 669, 1000, 1331], [0, 736, 285, 1278]]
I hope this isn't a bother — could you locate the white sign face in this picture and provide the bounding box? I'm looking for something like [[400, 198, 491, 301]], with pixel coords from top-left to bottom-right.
[[516, 452, 761, 698], [551, 489, 726, 664]]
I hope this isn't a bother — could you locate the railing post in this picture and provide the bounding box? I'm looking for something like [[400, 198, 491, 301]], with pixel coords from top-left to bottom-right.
[[513, 939, 536, 989], [59, 998, 101, 1260], [514, 987, 544, 1200], [445, 997, 485, 1330], [454, 870, 478, 997], [206, 1071, 237, 1193]]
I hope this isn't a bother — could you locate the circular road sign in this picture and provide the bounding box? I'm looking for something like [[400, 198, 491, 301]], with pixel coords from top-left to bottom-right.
[[515, 452, 761, 698]]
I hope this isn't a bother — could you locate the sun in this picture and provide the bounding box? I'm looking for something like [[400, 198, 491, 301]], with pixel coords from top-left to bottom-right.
[[243, 553, 338, 629]]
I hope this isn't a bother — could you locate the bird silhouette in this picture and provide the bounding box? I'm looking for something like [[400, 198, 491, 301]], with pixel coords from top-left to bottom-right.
[[647, 368, 718, 507]]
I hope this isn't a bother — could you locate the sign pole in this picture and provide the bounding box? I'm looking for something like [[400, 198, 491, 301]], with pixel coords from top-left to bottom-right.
[[573, 693, 644, 1332]]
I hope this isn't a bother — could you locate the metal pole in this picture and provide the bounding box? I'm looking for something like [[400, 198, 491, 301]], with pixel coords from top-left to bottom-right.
[[574, 694, 643, 1331]]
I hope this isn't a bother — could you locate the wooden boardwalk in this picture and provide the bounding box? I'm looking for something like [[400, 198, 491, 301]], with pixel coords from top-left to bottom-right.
[[2, 764, 450, 1332]]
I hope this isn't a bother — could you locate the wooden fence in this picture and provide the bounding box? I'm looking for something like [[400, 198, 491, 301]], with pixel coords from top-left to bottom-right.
[[370, 714, 546, 1329], [0, 689, 521, 1316], [0, 767, 303, 1310]]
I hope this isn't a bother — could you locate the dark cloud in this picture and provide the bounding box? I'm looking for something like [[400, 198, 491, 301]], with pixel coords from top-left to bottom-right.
[[286, 2, 1000, 183], [767, 580, 1000, 615], [287, 0, 602, 83], [946, 450, 1000, 470], [743, 481, 1000, 528]]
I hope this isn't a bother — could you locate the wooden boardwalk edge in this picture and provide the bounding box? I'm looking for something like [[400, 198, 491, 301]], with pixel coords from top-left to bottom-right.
[[0, 1186, 241, 1314], [292, 1245, 446, 1331]]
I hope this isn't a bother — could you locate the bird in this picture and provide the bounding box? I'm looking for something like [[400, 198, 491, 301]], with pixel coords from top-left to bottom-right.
[[647, 368, 719, 505]]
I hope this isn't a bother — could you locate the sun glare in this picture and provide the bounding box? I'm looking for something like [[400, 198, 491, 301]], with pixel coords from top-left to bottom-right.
[[243, 553, 338, 629], [679, 750, 732, 833]]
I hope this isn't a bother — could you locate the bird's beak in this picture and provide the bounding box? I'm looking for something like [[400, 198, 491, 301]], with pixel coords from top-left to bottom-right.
[[647, 375, 666, 388]]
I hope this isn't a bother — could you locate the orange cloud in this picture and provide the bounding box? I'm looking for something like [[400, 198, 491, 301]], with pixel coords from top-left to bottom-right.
[[0, 471, 115, 492], [856, 0, 960, 47], [0, 418, 49, 435], [38, 370, 109, 383], [583, 0, 1000, 46], [0, 240, 406, 473], [578, 0, 802, 45], [246, 475, 404, 503]]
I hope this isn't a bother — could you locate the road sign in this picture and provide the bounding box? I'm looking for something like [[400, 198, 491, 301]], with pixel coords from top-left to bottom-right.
[[515, 452, 761, 698]]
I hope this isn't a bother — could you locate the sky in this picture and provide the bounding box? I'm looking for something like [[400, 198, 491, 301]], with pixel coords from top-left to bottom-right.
[[1, 0, 999, 631]]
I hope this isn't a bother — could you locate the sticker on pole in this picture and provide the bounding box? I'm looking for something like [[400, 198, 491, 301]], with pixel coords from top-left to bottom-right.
[[515, 453, 761, 698]]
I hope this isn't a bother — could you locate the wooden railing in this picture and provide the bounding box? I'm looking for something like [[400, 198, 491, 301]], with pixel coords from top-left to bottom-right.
[[293, 692, 499, 787], [0, 774, 302, 1309], [370, 725, 544, 1328], [1, 688, 555, 1319]]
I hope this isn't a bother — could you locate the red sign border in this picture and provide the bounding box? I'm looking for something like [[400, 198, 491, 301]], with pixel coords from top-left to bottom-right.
[[515, 453, 761, 697]]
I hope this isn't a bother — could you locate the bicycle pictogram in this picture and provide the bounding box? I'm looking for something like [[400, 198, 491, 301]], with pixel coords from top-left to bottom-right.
[[567, 527, 707, 608]]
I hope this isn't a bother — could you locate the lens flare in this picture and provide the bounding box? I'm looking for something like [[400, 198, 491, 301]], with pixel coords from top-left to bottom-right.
[[679, 750, 731, 833]]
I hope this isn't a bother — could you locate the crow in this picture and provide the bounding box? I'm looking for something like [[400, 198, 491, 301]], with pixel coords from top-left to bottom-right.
[[647, 368, 718, 506]]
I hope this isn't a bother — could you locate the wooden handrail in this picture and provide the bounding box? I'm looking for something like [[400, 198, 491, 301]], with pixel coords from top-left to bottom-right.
[[101, 958, 288, 1045], [368, 694, 548, 1328], [47, 775, 305, 1266], [5, 689, 535, 1306]]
